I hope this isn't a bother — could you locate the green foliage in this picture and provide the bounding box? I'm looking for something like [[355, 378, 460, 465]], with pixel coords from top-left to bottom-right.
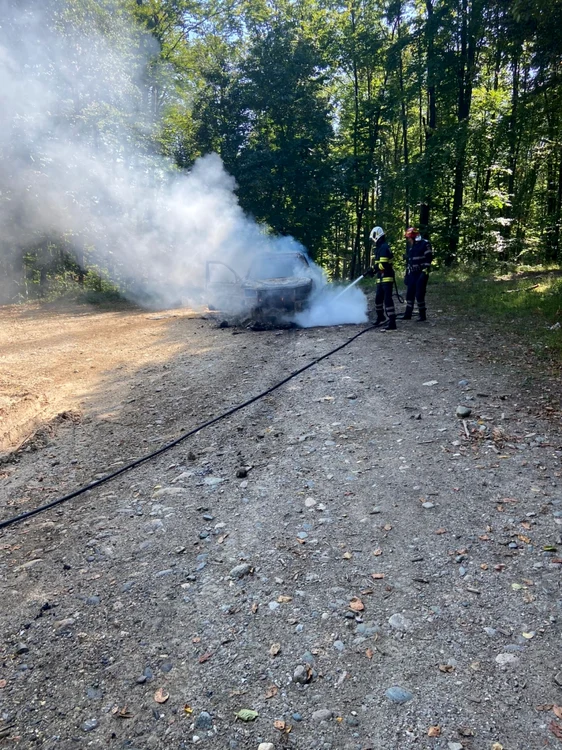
[[232, 24, 334, 256]]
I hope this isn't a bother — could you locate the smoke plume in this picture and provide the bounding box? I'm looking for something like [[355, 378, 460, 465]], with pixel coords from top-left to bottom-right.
[[294, 284, 368, 328], [0, 0, 368, 326]]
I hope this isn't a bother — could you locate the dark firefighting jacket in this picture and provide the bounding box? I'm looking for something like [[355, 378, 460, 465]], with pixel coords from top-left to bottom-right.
[[373, 237, 394, 283], [406, 236, 433, 275]]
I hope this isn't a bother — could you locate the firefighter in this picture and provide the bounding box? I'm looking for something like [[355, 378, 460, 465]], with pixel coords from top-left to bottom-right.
[[369, 225, 396, 330], [401, 227, 433, 321]]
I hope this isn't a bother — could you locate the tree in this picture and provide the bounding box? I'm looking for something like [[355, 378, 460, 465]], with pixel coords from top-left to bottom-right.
[[231, 23, 334, 257]]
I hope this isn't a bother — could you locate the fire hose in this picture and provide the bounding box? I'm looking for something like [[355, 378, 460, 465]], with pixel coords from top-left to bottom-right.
[[0, 323, 377, 531]]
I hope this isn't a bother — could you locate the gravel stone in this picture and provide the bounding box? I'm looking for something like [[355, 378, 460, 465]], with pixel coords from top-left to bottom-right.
[[311, 708, 333, 722], [388, 613, 411, 631], [385, 686, 414, 704], [229, 563, 252, 579], [456, 405, 472, 418], [496, 653, 519, 666], [293, 665, 308, 684], [194, 711, 213, 730]]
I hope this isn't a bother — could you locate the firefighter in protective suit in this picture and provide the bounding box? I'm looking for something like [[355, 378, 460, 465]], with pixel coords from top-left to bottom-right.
[[369, 226, 396, 330], [402, 227, 433, 321]]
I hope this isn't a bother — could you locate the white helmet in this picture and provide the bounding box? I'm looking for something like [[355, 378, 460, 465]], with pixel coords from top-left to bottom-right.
[[369, 226, 385, 242]]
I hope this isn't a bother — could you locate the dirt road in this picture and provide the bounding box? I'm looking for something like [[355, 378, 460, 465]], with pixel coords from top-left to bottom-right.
[[0, 300, 561, 749]]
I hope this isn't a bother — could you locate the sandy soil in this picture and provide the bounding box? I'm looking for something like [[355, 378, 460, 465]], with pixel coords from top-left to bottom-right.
[[0, 298, 561, 750], [0, 303, 200, 454]]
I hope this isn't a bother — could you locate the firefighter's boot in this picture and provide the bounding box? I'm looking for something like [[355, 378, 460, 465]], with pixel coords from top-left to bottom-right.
[[384, 315, 397, 331], [399, 301, 413, 320], [417, 308, 427, 322], [373, 312, 387, 327]]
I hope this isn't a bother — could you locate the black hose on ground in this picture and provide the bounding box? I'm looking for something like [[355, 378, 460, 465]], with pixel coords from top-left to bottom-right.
[[0, 324, 376, 531], [393, 275, 404, 304]]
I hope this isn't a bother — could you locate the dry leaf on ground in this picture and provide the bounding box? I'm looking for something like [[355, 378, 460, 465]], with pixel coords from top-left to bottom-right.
[[154, 688, 169, 704], [549, 720, 562, 741], [112, 706, 133, 719], [236, 709, 258, 722], [269, 643, 281, 657], [427, 726, 441, 737], [349, 597, 364, 611]]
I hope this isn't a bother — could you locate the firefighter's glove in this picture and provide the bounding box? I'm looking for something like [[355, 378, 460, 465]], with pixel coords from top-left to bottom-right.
[[363, 266, 375, 278]]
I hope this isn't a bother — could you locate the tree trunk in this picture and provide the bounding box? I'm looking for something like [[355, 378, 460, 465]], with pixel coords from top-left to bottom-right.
[[446, 0, 482, 264], [419, 0, 436, 232], [397, 11, 410, 228]]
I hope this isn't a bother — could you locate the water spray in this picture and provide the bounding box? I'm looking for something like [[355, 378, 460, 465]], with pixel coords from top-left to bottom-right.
[[333, 273, 367, 301]]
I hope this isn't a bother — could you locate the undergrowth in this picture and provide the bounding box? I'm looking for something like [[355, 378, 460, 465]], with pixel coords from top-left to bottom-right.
[[430, 266, 562, 362]]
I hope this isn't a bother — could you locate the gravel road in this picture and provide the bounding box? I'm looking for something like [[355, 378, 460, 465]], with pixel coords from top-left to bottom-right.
[[0, 300, 561, 750]]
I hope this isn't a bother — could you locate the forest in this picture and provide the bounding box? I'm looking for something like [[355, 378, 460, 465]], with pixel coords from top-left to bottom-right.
[[1, 0, 561, 298]]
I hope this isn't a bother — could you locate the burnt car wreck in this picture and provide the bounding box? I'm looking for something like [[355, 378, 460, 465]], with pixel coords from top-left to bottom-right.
[[206, 251, 316, 322]]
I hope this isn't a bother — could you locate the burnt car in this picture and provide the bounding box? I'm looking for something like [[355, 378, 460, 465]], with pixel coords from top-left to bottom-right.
[[206, 251, 316, 319]]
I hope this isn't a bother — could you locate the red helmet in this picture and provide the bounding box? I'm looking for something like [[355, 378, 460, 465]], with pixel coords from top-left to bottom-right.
[[405, 227, 419, 239]]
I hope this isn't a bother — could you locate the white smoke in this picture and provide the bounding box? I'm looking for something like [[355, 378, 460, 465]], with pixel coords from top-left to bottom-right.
[[294, 283, 368, 327], [0, 0, 368, 326]]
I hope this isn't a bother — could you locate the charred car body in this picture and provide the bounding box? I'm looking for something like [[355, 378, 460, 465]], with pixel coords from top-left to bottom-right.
[[206, 251, 317, 320]]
